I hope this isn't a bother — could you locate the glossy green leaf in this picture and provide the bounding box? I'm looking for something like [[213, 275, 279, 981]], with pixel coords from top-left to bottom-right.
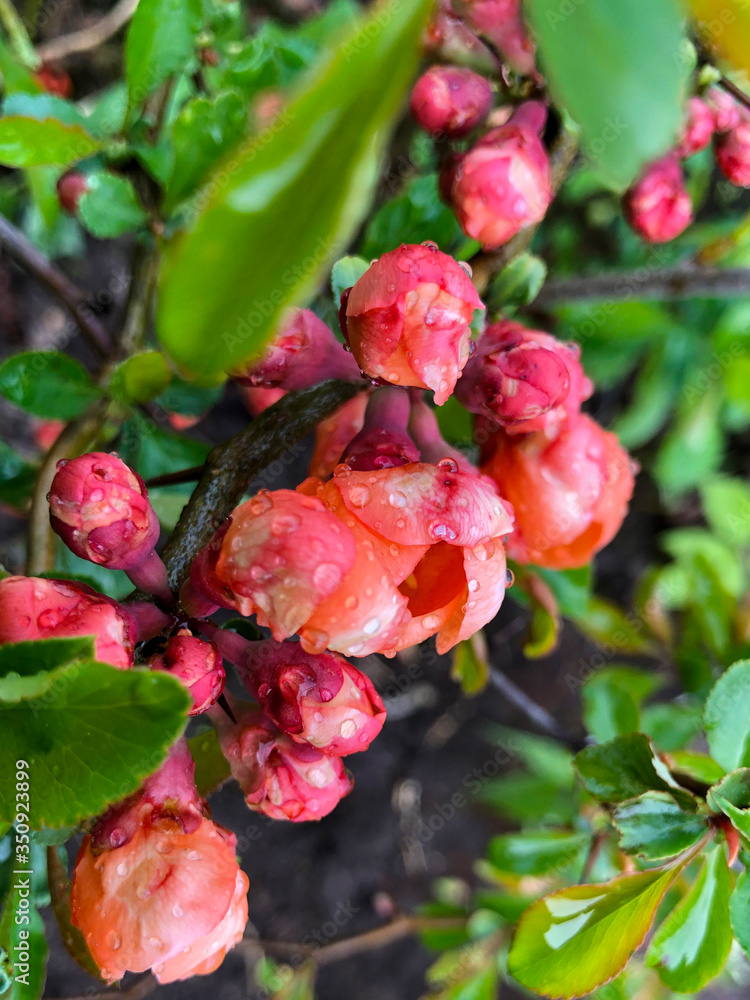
[[0, 662, 189, 828], [125, 0, 203, 103], [165, 91, 248, 211], [704, 659, 750, 772], [668, 750, 725, 787], [109, 351, 171, 404], [646, 847, 732, 992], [451, 636, 489, 696], [0, 637, 95, 678], [487, 830, 590, 877], [77, 172, 148, 238], [707, 768, 750, 837], [486, 253, 547, 314], [0, 352, 101, 419], [119, 412, 209, 480], [532, 566, 591, 620], [523, 601, 558, 659], [330, 255, 369, 306], [575, 733, 694, 808], [640, 702, 703, 753], [508, 863, 687, 998], [157, 0, 432, 378], [524, 0, 687, 189], [189, 727, 231, 797], [582, 667, 660, 743], [613, 792, 709, 860], [729, 871, 750, 962], [0, 112, 99, 167], [154, 377, 222, 417]]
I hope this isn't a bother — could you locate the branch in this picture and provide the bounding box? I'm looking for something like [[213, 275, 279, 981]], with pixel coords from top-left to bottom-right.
[[160, 379, 367, 591], [36, 0, 139, 61], [470, 127, 578, 296], [717, 75, 750, 116], [488, 664, 584, 749], [0, 213, 109, 357], [534, 264, 750, 307]]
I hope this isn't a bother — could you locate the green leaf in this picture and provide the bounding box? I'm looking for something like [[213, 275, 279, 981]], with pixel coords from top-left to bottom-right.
[[156, 0, 432, 378], [700, 477, 750, 546], [508, 862, 689, 998], [0, 662, 189, 828], [118, 412, 209, 479], [613, 792, 709, 860], [0, 110, 99, 167], [582, 667, 660, 743], [450, 636, 489, 696], [570, 598, 655, 655], [523, 0, 687, 190], [640, 702, 703, 753], [477, 774, 576, 826], [125, 0, 203, 103], [485, 725, 575, 788], [165, 91, 248, 211], [109, 351, 171, 404], [154, 377, 223, 417], [646, 847, 732, 992], [729, 870, 750, 962], [654, 387, 724, 500], [486, 830, 590, 877], [77, 172, 148, 238], [330, 254, 369, 306], [0, 870, 48, 1000], [707, 768, 750, 838], [189, 727, 231, 797], [532, 566, 591, 620], [0, 441, 36, 509], [0, 352, 101, 419], [668, 750, 725, 787], [704, 659, 750, 772], [423, 941, 500, 1000], [0, 637, 95, 678], [485, 253, 547, 314], [575, 733, 694, 808]]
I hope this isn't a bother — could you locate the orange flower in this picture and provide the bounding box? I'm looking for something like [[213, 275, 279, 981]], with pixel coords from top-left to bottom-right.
[[481, 413, 635, 569]]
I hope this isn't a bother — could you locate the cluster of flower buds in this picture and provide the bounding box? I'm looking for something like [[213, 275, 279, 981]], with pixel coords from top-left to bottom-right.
[[71, 740, 248, 984], [48, 452, 172, 602], [410, 65, 493, 138], [624, 88, 750, 243], [452, 0, 536, 76], [451, 319, 635, 569]]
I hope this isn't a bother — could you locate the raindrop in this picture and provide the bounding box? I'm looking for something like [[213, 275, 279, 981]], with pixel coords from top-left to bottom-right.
[[349, 485, 371, 508], [340, 719, 357, 739], [388, 490, 407, 508], [333, 463, 352, 478], [429, 521, 457, 541], [250, 490, 273, 515], [313, 562, 343, 592], [468, 579, 480, 593], [344, 595, 359, 610], [363, 617, 380, 635], [438, 457, 459, 474], [506, 568, 515, 586]]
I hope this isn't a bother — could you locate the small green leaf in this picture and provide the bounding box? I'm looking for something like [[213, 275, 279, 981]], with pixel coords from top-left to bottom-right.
[[571, 598, 655, 655], [486, 830, 590, 877], [613, 792, 709, 860], [707, 768, 750, 838], [701, 477, 750, 546], [0, 352, 101, 419], [118, 412, 209, 480], [641, 702, 703, 753], [450, 635, 489, 696], [655, 387, 724, 500], [0, 662, 189, 829], [165, 91, 248, 211], [582, 667, 657, 743], [0, 637, 95, 678], [704, 659, 750, 772], [0, 441, 36, 509], [109, 351, 171, 404], [157, 0, 432, 378], [523, 0, 687, 190], [330, 255, 369, 306], [189, 727, 231, 797], [78, 172, 148, 238], [646, 847, 732, 992], [575, 733, 694, 808], [154, 377, 222, 417], [486, 253, 547, 314], [532, 566, 591, 620], [508, 862, 689, 998], [668, 750, 725, 787], [125, 0, 203, 103], [729, 871, 750, 962], [424, 940, 500, 1000], [0, 112, 99, 167]]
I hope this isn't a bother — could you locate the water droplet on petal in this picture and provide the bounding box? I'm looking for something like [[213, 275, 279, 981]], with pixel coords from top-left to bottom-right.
[[344, 595, 358, 610], [173, 904, 184, 918], [333, 463, 352, 478], [363, 617, 380, 635], [468, 578, 480, 592], [340, 719, 357, 739], [106, 931, 121, 951], [313, 562, 343, 592], [349, 485, 371, 508], [429, 521, 457, 541], [438, 457, 459, 474], [250, 490, 273, 515], [388, 490, 407, 508], [506, 568, 515, 586]]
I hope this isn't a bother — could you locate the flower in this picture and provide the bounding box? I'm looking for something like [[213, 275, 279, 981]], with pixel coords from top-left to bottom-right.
[[340, 387, 419, 471], [70, 741, 248, 984], [150, 630, 225, 716], [447, 105, 552, 249], [49, 452, 159, 571], [715, 117, 750, 187], [232, 308, 360, 390], [309, 392, 369, 479], [480, 413, 635, 569], [456, 320, 592, 434], [708, 87, 742, 134], [622, 155, 692, 243], [0, 576, 137, 668], [453, 0, 536, 76], [343, 243, 483, 404], [676, 97, 714, 158], [214, 703, 353, 820], [236, 640, 385, 755], [410, 65, 493, 138]]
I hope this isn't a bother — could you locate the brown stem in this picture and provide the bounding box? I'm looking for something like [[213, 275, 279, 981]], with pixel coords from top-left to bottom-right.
[[0, 213, 109, 358], [470, 127, 578, 296], [160, 379, 366, 592], [36, 0, 139, 61], [143, 466, 205, 488], [717, 75, 750, 115], [488, 664, 584, 750], [46, 847, 103, 982]]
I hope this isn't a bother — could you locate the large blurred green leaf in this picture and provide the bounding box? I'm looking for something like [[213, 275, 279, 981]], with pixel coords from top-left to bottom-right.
[[523, 0, 687, 189], [156, 0, 432, 378]]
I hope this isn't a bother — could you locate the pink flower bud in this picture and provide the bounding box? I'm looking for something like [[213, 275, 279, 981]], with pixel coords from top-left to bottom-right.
[[33, 419, 64, 451], [454, 0, 536, 76], [343, 243, 484, 405], [185, 489, 357, 638], [56, 171, 89, 213], [481, 413, 635, 569], [425, 0, 496, 71], [232, 308, 360, 390], [240, 385, 287, 416], [623, 155, 692, 243], [676, 97, 714, 158], [448, 111, 552, 249], [341, 387, 419, 471], [410, 65, 493, 138], [309, 392, 369, 479], [455, 320, 592, 434], [214, 703, 353, 821], [0, 576, 137, 669], [71, 741, 248, 984], [150, 630, 225, 715], [708, 87, 742, 134], [715, 118, 750, 187], [236, 640, 385, 755]]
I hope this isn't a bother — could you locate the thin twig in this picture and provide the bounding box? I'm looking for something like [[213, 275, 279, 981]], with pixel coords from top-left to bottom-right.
[[488, 664, 583, 749], [718, 75, 750, 115], [0, 213, 109, 357], [144, 465, 205, 488], [36, 0, 139, 62], [534, 264, 750, 307], [160, 379, 367, 591]]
